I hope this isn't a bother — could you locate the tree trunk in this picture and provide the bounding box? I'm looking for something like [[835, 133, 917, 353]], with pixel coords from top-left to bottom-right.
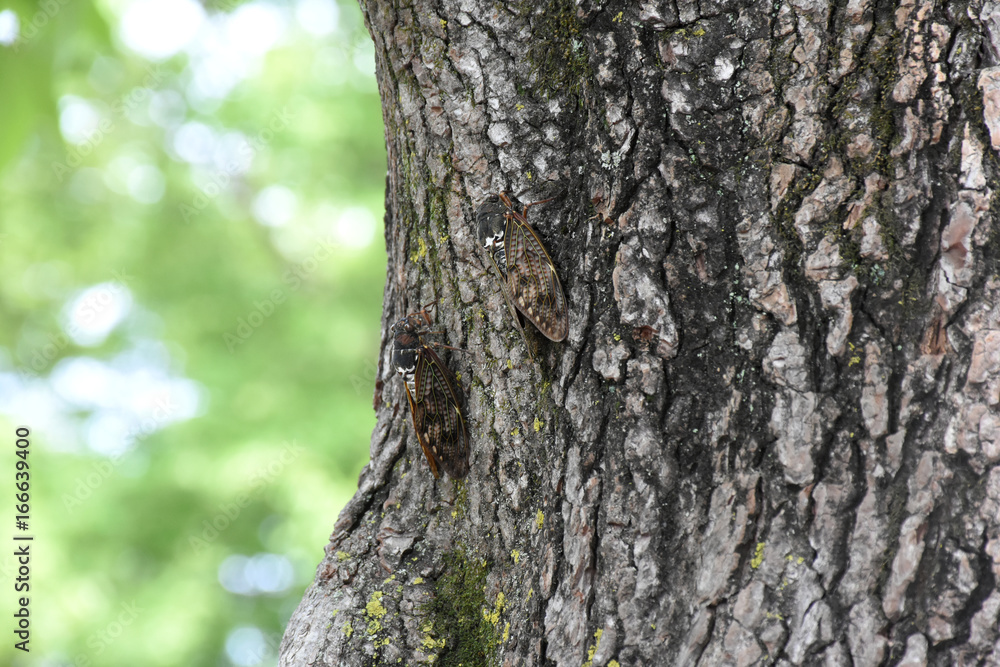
[[281, 0, 1000, 664]]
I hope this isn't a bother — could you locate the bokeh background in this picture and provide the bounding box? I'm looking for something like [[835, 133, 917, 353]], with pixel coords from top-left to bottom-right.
[[0, 0, 385, 664]]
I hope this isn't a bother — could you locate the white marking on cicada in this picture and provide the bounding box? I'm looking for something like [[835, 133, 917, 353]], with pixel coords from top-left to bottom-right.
[[483, 229, 504, 250]]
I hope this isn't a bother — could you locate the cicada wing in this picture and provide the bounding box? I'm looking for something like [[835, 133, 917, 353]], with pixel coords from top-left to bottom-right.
[[486, 251, 536, 362], [413, 347, 469, 478], [403, 377, 440, 479], [505, 215, 569, 342]]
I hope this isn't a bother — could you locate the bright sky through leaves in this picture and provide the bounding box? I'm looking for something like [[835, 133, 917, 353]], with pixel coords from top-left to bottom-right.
[[0, 0, 386, 664]]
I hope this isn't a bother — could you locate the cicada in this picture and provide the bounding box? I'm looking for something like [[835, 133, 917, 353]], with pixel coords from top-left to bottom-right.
[[390, 307, 469, 479], [474, 193, 569, 353]]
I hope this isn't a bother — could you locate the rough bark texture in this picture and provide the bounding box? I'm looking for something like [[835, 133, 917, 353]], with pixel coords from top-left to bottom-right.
[[281, 1, 1000, 665]]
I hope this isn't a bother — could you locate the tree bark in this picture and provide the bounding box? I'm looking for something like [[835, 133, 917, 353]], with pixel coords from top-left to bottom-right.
[[281, 1, 1000, 664]]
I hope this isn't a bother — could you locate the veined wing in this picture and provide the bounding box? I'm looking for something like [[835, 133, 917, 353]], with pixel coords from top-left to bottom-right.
[[485, 250, 536, 362], [402, 379, 439, 478], [412, 346, 469, 478], [505, 213, 569, 341]]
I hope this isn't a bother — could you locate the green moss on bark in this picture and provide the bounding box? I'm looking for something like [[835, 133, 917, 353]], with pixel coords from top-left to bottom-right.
[[426, 549, 501, 666], [521, 0, 590, 99]]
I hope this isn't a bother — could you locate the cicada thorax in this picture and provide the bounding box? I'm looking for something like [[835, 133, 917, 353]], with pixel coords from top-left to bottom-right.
[[473, 192, 569, 344], [476, 196, 508, 267], [389, 308, 469, 479], [389, 328, 420, 398], [475, 193, 508, 242]]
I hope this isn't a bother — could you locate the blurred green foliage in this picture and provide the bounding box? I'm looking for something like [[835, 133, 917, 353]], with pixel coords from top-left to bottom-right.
[[0, 0, 386, 665]]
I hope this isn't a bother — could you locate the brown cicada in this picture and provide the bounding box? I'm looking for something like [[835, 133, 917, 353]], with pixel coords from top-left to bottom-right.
[[390, 306, 469, 478], [474, 192, 569, 356]]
